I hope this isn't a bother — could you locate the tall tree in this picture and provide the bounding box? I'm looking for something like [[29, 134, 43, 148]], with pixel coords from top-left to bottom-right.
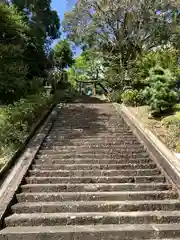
[[12, 0, 60, 40], [0, 4, 29, 103], [68, 49, 105, 90], [48, 40, 74, 93], [52, 40, 74, 70], [10, 0, 61, 78], [0, 2, 60, 103], [63, 0, 180, 69]]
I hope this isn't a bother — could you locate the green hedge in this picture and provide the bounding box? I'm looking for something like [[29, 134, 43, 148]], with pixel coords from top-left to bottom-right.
[[0, 91, 53, 157], [121, 89, 145, 106]]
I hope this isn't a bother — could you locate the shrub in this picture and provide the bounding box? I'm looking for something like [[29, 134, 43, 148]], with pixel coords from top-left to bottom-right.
[[143, 66, 178, 113], [134, 49, 180, 91], [121, 89, 144, 106], [0, 91, 53, 156], [109, 91, 122, 103]]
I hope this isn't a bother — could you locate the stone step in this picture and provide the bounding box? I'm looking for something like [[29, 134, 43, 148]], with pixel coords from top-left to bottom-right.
[[31, 163, 157, 170], [16, 191, 178, 202], [43, 140, 141, 145], [5, 211, 180, 227], [12, 199, 180, 214], [49, 129, 133, 133], [39, 149, 148, 155], [45, 137, 138, 142], [28, 169, 161, 177], [42, 143, 142, 148], [47, 132, 137, 136], [34, 158, 153, 165], [41, 145, 145, 151], [26, 175, 166, 184], [2, 224, 180, 240], [39, 148, 146, 153], [50, 122, 130, 126], [21, 183, 170, 193], [50, 129, 133, 133], [36, 153, 149, 160]]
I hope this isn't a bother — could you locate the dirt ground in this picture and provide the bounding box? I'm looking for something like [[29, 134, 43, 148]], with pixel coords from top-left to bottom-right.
[[129, 105, 180, 153]]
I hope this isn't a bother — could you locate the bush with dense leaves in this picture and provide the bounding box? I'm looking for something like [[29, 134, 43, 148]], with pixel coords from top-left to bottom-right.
[[0, 92, 53, 156], [121, 89, 144, 106], [134, 49, 180, 90], [143, 66, 178, 113], [109, 91, 122, 103]]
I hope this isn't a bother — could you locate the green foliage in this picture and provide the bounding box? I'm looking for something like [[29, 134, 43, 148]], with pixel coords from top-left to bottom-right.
[[64, 1, 180, 95], [0, 3, 60, 103], [63, 0, 179, 70], [0, 44, 29, 103], [0, 92, 53, 156], [52, 40, 74, 70], [0, 4, 28, 44], [121, 89, 144, 107], [143, 66, 178, 113], [68, 50, 105, 91], [67, 68, 78, 89], [12, 0, 60, 40], [109, 91, 122, 103], [134, 49, 180, 89]]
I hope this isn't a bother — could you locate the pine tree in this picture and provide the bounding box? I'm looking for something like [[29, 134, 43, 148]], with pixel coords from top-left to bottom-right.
[[143, 66, 178, 113]]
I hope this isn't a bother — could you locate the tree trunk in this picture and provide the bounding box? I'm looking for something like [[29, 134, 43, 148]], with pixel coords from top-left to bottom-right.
[[92, 82, 96, 95]]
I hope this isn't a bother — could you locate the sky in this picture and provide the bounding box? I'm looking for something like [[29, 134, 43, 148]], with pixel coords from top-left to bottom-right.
[[51, 0, 81, 56], [51, 0, 68, 43]]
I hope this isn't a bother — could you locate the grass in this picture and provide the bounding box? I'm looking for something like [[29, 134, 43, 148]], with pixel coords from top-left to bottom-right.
[[129, 104, 180, 152]]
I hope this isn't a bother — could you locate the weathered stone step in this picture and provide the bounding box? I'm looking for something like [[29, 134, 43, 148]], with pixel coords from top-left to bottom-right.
[[50, 129, 130, 133], [34, 158, 152, 165], [12, 199, 180, 214], [16, 191, 177, 202], [43, 140, 141, 145], [39, 148, 146, 154], [41, 145, 145, 150], [45, 136, 138, 141], [2, 224, 180, 240], [6, 211, 180, 227], [39, 149, 148, 155], [50, 128, 133, 133], [52, 120, 126, 124], [36, 153, 149, 160], [28, 169, 161, 177], [26, 175, 166, 184], [31, 163, 156, 170], [42, 144, 143, 149], [21, 183, 170, 193]]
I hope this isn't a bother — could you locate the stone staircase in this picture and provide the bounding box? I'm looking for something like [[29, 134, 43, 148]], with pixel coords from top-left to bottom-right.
[[1, 100, 180, 239]]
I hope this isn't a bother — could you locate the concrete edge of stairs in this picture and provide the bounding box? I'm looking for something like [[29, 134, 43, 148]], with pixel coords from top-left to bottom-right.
[[114, 102, 180, 190], [0, 104, 61, 228]]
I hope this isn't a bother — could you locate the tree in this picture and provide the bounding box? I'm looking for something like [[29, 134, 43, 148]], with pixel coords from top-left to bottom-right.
[[143, 66, 178, 113], [49, 40, 74, 93], [52, 40, 74, 70], [10, 0, 60, 78], [11, 0, 60, 40], [0, 4, 29, 103], [0, 2, 60, 103], [68, 50, 104, 84], [63, 0, 180, 74]]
